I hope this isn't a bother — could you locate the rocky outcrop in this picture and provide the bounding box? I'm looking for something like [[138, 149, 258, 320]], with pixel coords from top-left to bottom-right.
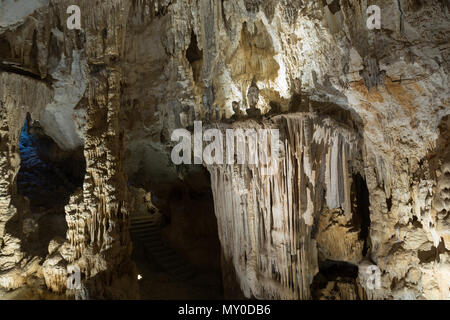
[[0, 0, 449, 300]]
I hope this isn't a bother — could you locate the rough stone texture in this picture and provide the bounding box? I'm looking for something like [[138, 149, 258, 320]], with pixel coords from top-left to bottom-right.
[[1, 0, 138, 299], [0, 0, 449, 299], [206, 112, 362, 299], [0, 73, 53, 290]]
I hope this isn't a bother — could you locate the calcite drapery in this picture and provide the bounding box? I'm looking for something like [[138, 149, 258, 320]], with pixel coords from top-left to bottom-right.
[[207, 112, 362, 299]]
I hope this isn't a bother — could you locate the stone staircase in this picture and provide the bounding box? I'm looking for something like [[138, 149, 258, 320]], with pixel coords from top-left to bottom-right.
[[130, 214, 196, 282]]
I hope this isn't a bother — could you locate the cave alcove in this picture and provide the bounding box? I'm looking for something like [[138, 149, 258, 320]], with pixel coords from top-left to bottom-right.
[[128, 164, 224, 299], [311, 172, 371, 300], [16, 114, 86, 257]]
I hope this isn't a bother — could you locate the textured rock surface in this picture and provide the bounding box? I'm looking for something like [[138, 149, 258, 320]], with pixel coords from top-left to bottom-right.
[[1, 0, 139, 299], [0, 73, 53, 290], [206, 112, 362, 299], [0, 0, 449, 299]]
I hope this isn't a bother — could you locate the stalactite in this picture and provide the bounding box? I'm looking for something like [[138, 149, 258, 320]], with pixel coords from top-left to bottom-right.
[[207, 112, 362, 299]]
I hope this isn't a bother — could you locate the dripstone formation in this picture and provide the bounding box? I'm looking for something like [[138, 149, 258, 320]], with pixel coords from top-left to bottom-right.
[[0, 0, 449, 300]]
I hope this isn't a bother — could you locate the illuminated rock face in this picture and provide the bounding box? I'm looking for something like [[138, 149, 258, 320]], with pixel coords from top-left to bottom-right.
[[0, 1, 138, 299], [0, 0, 449, 299], [206, 113, 363, 299]]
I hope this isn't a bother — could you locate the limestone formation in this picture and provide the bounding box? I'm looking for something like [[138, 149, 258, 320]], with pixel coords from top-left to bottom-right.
[[0, 0, 448, 300]]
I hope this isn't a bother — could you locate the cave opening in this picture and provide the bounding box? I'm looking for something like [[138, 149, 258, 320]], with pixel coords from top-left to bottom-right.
[[185, 30, 203, 83], [17, 114, 86, 257], [128, 166, 224, 299], [352, 173, 371, 257]]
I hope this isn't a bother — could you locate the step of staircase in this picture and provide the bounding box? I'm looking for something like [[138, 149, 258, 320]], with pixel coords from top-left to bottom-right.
[[131, 219, 158, 225], [132, 229, 157, 235], [144, 243, 171, 254], [130, 227, 160, 234], [130, 215, 158, 223]]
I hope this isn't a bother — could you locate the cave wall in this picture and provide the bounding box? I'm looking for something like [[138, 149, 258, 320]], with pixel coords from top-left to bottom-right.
[[0, 0, 139, 298], [0, 73, 53, 289], [0, 0, 448, 299]]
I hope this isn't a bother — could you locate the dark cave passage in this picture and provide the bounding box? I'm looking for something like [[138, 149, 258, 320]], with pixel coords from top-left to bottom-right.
[[17, 115, 86, 256], [185, 30, 203, 83], [129, 167, 224, 299], [310, 259, 361, 300], [352, 173, 371, 257]]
